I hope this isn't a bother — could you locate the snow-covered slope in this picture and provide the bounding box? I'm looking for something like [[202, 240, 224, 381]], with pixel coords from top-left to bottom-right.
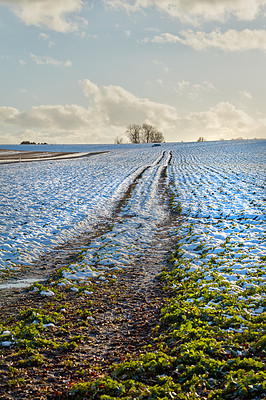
[[0, 147, 165, 269], [0, 140, 265, 285]]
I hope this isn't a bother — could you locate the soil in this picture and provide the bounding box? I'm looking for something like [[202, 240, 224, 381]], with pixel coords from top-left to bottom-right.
[[0, 215, 179, 399], [0, 149, 108, 164]]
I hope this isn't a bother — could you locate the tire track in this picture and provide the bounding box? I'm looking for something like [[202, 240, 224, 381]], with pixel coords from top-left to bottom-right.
[[0, 150, 174, 297]]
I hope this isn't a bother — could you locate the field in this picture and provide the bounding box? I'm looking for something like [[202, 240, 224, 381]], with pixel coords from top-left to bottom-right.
[[0, 140, 265, 399]]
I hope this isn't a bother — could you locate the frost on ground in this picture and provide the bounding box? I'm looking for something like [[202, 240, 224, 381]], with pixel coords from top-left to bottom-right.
[[61, 150, 172, 285], [0, 141, 265, 291], [168, 140, 265, 292], [0, 147, 168, 271], [164, 140, 265, 336]]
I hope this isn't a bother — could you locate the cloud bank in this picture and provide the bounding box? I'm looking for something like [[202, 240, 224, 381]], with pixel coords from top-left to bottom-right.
[[105, 0, 266, 24], [0, 0, 86, 32], [80, 79, 178, 128], [0, 81, 265, 144], [3, 0, 264, 32], [143, 29, 266, 53]]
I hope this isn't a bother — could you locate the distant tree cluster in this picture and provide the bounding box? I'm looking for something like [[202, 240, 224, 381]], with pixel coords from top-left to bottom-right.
[[126, 124, 165, 144], [20, 141, 48, 145]]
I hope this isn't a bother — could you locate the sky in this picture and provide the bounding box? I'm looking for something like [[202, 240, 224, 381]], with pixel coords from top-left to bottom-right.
[[0, 0, 266, 144]]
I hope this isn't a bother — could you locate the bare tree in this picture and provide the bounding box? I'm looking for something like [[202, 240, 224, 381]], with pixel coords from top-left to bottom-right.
[[151, 129, 164, 143], [141, 124, 164, 143], [114, 137, 123, 144], [126, 124, 142, 143], [141, 124, 154, 143], [126, 123, 165, 143]]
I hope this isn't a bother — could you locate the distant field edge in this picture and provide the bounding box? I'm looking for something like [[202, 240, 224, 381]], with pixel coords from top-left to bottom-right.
[[0, 150, 109, 164]]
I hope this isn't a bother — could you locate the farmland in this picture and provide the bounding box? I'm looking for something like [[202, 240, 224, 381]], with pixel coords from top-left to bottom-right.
[[0, 140, 265, 399]]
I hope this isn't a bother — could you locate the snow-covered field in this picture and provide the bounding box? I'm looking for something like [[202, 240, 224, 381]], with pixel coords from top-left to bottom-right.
[[166, 140, 265, 329], [0, 140, 265, 296], [169, 140, 265, 289], [0, 145, 168, 271], [0, 140, 265, 400]]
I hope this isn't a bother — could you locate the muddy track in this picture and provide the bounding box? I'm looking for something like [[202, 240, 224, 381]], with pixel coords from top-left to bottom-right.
[[0, 150, 109, 165], [0, 218, 179, 399]]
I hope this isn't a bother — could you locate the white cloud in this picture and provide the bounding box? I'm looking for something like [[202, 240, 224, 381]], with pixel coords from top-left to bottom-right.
[[0, 82, 265, 143], [0, 106, 20, 121], [30, 53, 72, 67], [39, 32, 54, 47], [0, 0, 87, 33], [144, 33, 181, 45], [105, 0, 266, 24], [175, 102, 264, 141], [239, 90, 253, 99], [176, 80, 217, 100], [39, 32, 49, 40], [207, 102, 254, 130], [152, 59, 169, 72], [80, 79, 178, 129], [144, 29, 266, 53], [18, 88, 37, 99], [2, 104, 96, 130], [155, 79, 164, 86], [0, 81, 179, 143], [181, 29, 266, 52]]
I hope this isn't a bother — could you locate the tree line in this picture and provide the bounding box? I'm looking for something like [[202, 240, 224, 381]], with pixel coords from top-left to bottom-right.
[[126, 124, 165, 143], [20, 141, 48, 145]]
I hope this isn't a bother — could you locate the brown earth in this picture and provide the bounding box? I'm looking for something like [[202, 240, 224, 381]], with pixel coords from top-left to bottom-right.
[[0, 216, 179, 399], [0, 149, 108, 164]]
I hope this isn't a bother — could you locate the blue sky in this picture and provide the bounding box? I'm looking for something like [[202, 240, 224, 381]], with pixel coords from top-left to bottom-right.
[[0, 0, 265, 144]]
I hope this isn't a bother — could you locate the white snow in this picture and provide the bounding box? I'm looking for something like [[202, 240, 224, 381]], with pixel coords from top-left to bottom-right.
[[40, 289, 55, 296], [1, 330, 11, 336], [0, 146, 167, 269], [0, 141, 265, 316], [166, 140, 265, 319], [1, 341, 12, 347], [43, 323, 56, 328]]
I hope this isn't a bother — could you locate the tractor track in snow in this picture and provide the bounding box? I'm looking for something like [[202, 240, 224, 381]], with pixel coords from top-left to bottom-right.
[[0, 150, 177, 310], [0, 150, 173, 295]]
